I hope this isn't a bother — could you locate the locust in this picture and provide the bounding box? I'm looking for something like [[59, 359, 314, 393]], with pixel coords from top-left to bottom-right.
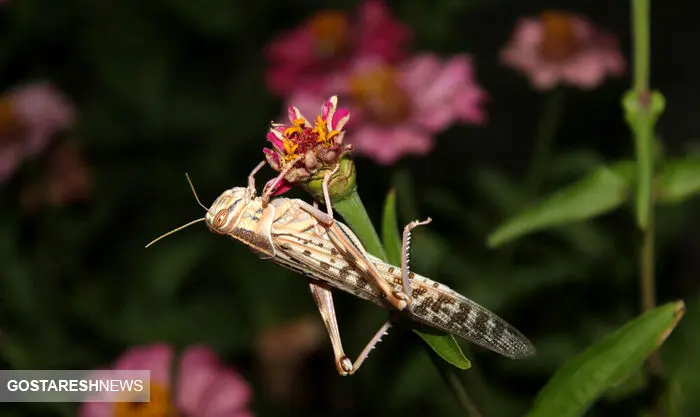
[[146, 161, 536, 375]]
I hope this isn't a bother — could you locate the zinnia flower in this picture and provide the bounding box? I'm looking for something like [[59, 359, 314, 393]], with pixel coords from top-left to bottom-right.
[[0, 82, 75, 183], [500, 11, 625, 90], [79, 344, 253, 417], [263, 95, 354, 199], [291, 53, 488, 165], [264, 0, 412, 96]]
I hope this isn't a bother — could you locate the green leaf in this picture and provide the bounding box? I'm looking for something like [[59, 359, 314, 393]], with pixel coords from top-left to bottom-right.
[[381, 189, 403, 266], [526, 301, 685, 417], [665, 293, 700, 417], [623, 91, 666, 230], [656, 153, 700, 204], [413, 330, 471, 370], [487, 161, 634, 247]]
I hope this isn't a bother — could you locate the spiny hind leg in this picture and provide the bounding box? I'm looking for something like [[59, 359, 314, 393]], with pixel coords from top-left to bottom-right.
[[309, 281, 393, 376], [401, 218, 432, 299], [298, 164, 411, 311]]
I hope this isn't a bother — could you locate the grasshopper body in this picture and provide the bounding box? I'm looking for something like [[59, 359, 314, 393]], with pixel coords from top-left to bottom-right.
[[149, 166, 535, 375]]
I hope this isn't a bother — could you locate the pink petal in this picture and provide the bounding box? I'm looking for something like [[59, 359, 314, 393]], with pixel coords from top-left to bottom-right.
[[320, 95, 337, 122], [175, 346, 251, 417], [332, 108, 351, 132], [356, 0, 412, 63], [266, 129, 284, 149], [10, 82, 75, 156], [402, 54, 488, 132], [78, 402, 114, 417], [0, 142, 23, 183], [264, 28, 318, 95], [269, 178, 293, 196], [350, 125, 434, 165], [287, 105, 305, 123], [263, 148, 281, 171], [175, 346, 220, 415], [506, 18, 543, 51], [11, 82, 75, 131], [453, 86, 489, 124], [265, 27, 316, 63], [399, 54, 442, 97], [113, 344, 174, 386], [197, 369, 252, 417], [529, 64, 561, 90]]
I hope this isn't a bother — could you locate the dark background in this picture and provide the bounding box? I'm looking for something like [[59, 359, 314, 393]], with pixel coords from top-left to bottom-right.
[[1, 1, 700, 416]]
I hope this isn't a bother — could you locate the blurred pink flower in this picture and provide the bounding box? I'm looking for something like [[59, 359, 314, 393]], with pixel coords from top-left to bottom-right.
[[265, 0, 412, 96], [500, 11, 625, 90], [291, 53, 488, 165], [80, 344, 253, 417], [0, 82, 75, 182]]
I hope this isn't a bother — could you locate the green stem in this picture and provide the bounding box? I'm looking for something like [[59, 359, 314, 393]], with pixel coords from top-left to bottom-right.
[[333, 190, 388, 261], [497, 88, 565, 279], [429, 351, 483, 417], [524, 87, 566, 195], [633, 0, 650, 94], [630, 0, 662, 378], [630, 0, 656, 314]]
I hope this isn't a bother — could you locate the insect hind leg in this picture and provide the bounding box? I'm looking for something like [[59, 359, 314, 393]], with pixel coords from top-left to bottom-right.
[[309, 281, 393, 376], [401, 218, 432, 300]]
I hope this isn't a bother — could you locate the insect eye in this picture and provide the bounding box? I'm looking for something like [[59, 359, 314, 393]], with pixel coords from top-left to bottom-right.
[[213, 209, 228, 228]]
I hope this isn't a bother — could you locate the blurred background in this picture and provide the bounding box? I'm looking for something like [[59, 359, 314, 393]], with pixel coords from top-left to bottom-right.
[[1, 0, 700, 416]]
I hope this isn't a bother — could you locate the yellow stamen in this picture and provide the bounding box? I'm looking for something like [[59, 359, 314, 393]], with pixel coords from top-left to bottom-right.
[[539, 11, 580, 62], [282, 138, 299, 157], [0, 97, 21, 139], [308, 10, 350, 58], [348, 64, 411, 125], [312, 115, 340, 146], [113, 382, 176, 417], [283, 118, 306, 137]]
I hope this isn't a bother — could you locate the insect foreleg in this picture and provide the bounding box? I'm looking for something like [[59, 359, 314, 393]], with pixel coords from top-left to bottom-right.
[[261, 156, 302, 206], [320, 163, 340, 219], [291, 164, 340, 226], [309, 281, 393, 376], [401, 218, 432, 298], [247, 160, 267, 191]]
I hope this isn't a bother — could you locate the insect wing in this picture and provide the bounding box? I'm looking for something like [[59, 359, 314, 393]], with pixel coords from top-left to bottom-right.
[[372, 261, 536, 359]]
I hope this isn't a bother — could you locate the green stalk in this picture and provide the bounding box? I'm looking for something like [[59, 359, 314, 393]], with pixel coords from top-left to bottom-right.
[[429, 350, 483, 417], [625, 0, 665, 379], [333, 190, 388, 261], [629, 0, 656, 315], [497, 87, 565, 279]]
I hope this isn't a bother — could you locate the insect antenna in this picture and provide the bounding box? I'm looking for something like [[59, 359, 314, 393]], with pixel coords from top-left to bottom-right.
[[145, 218, 206, 248], [185, 173, 209, 211]]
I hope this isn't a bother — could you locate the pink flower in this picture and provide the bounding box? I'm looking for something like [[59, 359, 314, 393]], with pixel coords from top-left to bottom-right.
[[291, 53, 488, 165], [500, 11, 625, 90], [265, 0, 412, 96], [0, 82, 75, 182], [79, 344, 253, 417], [263, 95, 351, 195]]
